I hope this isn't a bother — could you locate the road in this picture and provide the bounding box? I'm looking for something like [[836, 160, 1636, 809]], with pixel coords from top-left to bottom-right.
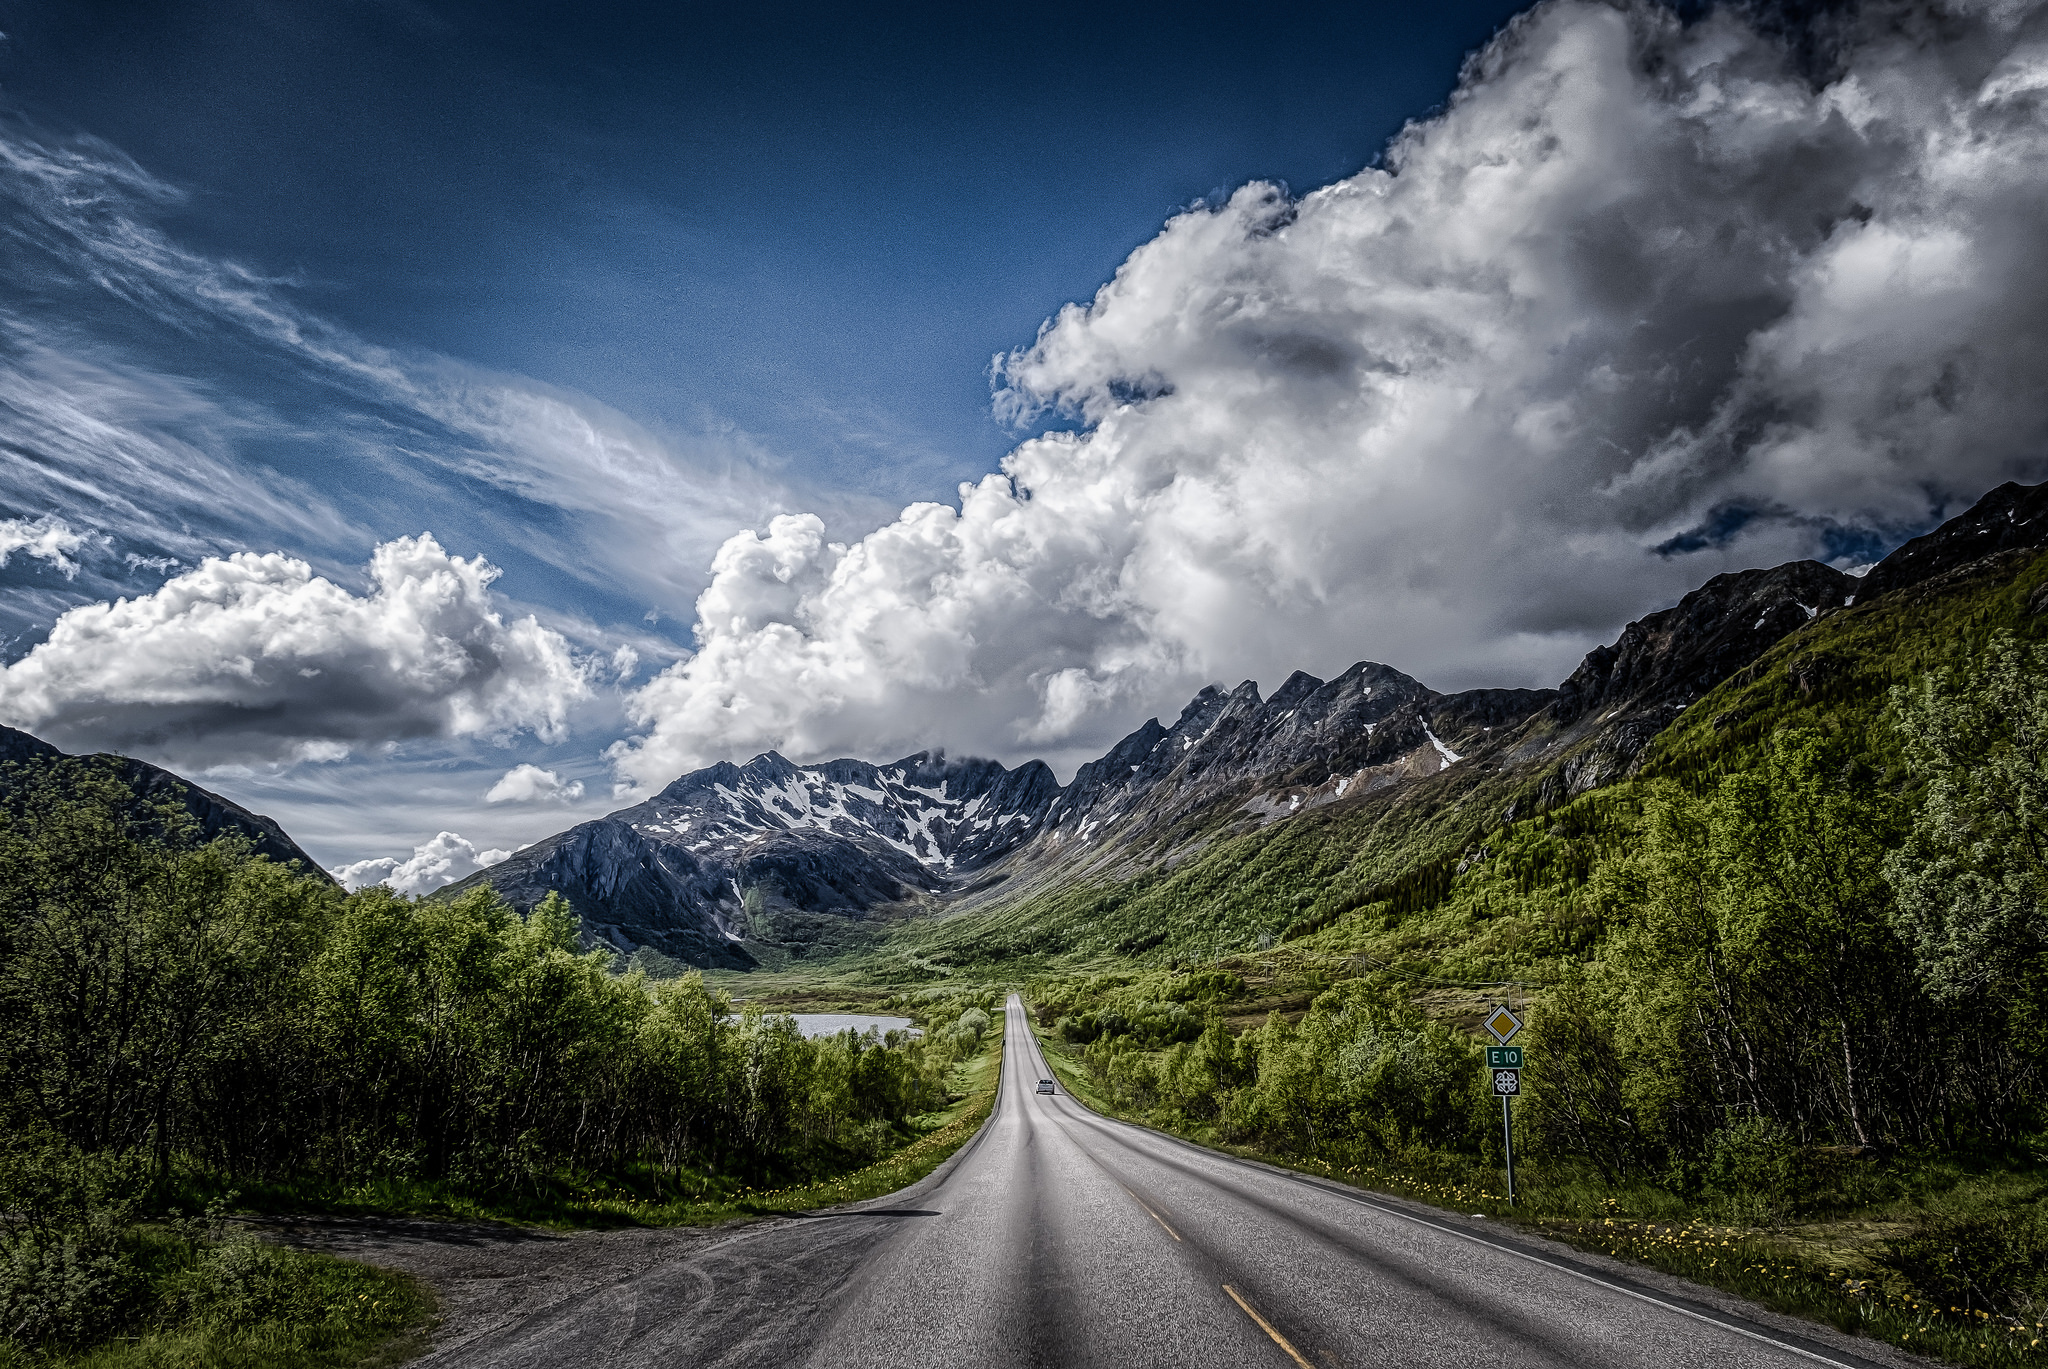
[[419, 995, 1918, 1368]]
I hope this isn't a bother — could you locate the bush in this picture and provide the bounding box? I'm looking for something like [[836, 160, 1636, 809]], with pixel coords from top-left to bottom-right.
[[157, 1237, 306, 1330], [1164, 970, 1245, 1003], [0, 1222, 137, 1351], [1703, 1115, 1804, 1203], [952, 1007, 992, 1049]]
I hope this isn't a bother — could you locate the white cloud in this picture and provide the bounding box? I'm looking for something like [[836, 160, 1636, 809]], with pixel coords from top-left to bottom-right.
[[0, 533, 592, 765], [330, 829, 511, 896], [609, 0, 2048, 787], [0, 515, 90, 576], [484, 762, 586, 804]]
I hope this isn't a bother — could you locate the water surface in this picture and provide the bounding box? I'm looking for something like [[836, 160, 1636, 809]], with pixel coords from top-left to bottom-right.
[[787, 1012, 919, 1038]]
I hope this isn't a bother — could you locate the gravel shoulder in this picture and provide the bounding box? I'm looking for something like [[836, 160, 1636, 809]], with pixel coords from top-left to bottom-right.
[[258, 1215, 744, 1358]]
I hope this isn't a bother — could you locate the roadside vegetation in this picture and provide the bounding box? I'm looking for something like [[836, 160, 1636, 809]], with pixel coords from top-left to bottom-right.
[[0, 766, 998, 1361], [1011, 555, 2048, 1368]]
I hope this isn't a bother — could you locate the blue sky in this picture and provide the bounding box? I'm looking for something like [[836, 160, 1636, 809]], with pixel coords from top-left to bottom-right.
[[0, 0, 1528, 865], [2, 0, 2045, 886], [0, 0, 1532, 533]]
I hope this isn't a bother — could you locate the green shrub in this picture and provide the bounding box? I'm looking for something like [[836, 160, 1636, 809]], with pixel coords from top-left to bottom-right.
[[156, 1238, 306, 1331], [1883, 1204, 2048, 1317], [1703, 1115, 1804, 1202], [0, 1222, 138, 1351]]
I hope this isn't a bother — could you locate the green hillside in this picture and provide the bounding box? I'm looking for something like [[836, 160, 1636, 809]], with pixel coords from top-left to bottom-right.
[[859, 544, 2048, 987], [956, 545, 2048, 1366]]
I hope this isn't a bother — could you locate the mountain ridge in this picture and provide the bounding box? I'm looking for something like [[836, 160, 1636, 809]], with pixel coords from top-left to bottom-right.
[[0, 724, 333, 880], [457, 479, 2048, 968]]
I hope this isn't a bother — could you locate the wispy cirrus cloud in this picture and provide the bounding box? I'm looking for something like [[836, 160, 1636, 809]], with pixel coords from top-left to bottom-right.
[[0, 513, 91, 575], [0, 115, 792, 617]]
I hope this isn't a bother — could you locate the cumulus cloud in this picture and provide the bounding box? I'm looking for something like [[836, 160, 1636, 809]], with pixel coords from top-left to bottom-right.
[[484, 763, 586, 804], [610, 0, 2048, 786], [0, 515, 90, 576], [0, 533, 592, 765], [331, 830, 512, 896]]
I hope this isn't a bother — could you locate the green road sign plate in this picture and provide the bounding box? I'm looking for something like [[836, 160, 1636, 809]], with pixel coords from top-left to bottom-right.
[[1486, 1047, 1523, 1068], [1491, 1068, 1521, 1096]]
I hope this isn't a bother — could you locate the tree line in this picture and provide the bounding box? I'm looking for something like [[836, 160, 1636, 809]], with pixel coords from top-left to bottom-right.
[[0, 762, 960, 1201], [1030, 634, 2048, 1302]]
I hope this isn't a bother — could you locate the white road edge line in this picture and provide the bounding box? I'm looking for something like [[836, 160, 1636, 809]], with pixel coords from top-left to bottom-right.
[[1292, 1177, 1866, 1369], [1028, 1005, 1873, 1369]]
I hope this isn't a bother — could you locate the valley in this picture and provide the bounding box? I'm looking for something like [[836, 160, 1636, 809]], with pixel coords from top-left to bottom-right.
[[5, 481, 2048, 1369]]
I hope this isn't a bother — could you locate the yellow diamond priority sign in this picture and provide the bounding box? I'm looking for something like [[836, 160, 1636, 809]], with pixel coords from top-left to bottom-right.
[[1483, 1004, 1522, 1045]]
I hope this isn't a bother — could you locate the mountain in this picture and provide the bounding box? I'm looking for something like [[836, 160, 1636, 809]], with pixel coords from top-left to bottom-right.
[[448, 750, 1061, 968], [460, 480, 2048, 971], [0, 724, 333, 880], [462, 545, 1921, 968], [1856, 480, 2048, 602]]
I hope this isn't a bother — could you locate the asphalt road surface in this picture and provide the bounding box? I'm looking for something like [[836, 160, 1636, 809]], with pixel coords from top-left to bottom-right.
[[419, 995, 1921, 1369]]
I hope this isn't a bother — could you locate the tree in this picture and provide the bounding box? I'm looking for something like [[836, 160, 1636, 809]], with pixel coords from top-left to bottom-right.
[[1602, 730, 1916, 1149], [0, 761, 325, 1171], [1888, 631, 2048, 1014]]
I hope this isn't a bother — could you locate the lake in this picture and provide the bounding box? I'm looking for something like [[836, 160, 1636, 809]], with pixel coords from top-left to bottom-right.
[[786, 1012, 920, 1039]]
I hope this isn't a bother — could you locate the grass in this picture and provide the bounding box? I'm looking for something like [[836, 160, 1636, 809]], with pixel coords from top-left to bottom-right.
[[0, 1239, 432, 1369], [1532, 1212, 2048, 1366], [1032, 1017, 2048, 1369]]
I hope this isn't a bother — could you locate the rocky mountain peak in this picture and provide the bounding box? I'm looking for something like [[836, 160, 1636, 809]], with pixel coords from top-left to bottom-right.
[[1550, 560, 1853, 728], [1857, 480, 2048, 602]]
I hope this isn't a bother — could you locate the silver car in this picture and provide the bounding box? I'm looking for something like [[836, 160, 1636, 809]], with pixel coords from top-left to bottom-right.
[[1036, 1078, 1056, 1094]]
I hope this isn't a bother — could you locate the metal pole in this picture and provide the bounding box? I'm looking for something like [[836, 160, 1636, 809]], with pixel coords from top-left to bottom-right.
[[1502, 1094, 1516, 1207]]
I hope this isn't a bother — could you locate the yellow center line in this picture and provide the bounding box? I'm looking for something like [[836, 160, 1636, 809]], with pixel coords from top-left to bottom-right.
[[1119, 1184, 1182, 1242], [1223, 1284, 1313, 1369]]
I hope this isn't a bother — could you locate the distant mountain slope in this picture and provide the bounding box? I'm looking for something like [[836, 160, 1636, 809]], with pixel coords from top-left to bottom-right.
[[466, 543, 1907, 967], [457, 480, 2048, 971], [445, 749, 1061, 967], [0, 724, 333, 881], [1857, 480, 2048, 601]]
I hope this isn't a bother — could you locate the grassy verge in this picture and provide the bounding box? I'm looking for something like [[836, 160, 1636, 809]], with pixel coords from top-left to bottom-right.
[[1032, 1024, 2047, 1368], [0, 1233, 431, 1369]]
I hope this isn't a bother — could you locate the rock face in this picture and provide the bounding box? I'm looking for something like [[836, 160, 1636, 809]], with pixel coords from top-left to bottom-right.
[[1857, 481, 2048, 602], [1549, 562, 1854, 728], [470, 482, 2048, 968], [1033, 663, 1554, 849], [0, 724, 333, 880]]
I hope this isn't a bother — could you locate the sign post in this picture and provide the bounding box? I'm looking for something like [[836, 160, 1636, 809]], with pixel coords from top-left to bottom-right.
[[1483, 1005, 1523, 1207]]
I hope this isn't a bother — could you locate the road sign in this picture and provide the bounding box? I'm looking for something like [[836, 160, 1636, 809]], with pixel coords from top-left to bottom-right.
[[1483, 1005, 1522, 1045], [1486, 1046, 1523, 1069], [1492, 1068, 1521, 1096]]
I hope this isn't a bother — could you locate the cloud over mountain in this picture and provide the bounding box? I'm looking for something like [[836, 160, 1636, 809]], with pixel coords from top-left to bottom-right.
[[330, 829, 513, 896], [610, 0, 2048, 787], [0, 534, 591, 765], [485, 763, 586, 804]]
